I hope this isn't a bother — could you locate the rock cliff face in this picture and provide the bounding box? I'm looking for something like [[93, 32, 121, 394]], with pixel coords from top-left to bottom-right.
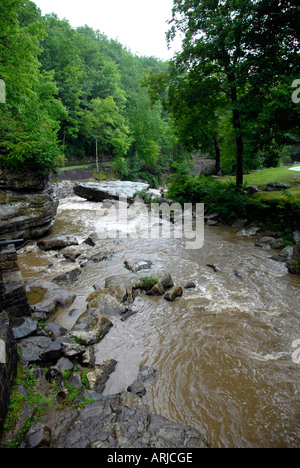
[[0, 169, 58, 240]]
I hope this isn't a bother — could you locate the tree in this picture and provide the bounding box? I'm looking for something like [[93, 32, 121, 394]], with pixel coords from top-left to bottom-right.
[[0, 0, 64, 174], [83, 96, 132, 173], [167, 65, 227, 175], [167, 0, 300, 185]]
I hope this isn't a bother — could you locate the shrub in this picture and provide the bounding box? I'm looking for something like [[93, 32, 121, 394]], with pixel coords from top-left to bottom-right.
[[167, 174, 264, 222]]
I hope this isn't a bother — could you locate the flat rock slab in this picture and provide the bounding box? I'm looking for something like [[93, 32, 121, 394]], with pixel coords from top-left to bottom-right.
[[25, 278, 76, 315], [73, 181, 150, 202], [37, 391, 210, 448]]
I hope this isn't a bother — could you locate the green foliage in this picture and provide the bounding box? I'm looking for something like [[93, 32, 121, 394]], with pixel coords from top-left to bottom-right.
[[0, 0, 65, 174], [134, 276, 159, 291], [167, 173, 264, 222], [167, 0, 300, 183]]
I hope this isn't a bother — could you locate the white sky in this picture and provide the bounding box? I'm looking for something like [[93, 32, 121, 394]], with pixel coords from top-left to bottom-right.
[[33, 0, 181, 60]]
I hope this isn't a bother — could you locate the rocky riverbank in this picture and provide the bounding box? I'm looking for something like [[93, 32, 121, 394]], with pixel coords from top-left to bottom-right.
[[0, 227, 209, 448]]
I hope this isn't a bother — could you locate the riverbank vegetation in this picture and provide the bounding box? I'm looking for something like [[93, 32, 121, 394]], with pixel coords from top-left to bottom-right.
[[0, 0, 300, 225]]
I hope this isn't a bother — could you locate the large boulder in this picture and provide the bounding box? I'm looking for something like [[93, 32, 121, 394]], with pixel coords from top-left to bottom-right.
[[24, 278, 76, 315], [73, 181, 149, 202], [0, 170, 58, 240], [37, 235, 78, 251]]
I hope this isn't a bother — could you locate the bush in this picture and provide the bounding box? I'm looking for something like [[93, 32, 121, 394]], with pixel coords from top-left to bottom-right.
[[167, 173, 264, 222]]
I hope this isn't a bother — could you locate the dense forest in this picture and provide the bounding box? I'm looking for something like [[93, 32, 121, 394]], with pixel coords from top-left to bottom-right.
[[0, 0, 300, 188]]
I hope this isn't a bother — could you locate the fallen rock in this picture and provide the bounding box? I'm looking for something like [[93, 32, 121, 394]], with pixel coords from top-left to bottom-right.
[[138, 365, 157, 383], [87, 250, 115, 263], [237, 226, 261, 237], [86, 360, 117, 393], [124, 259, 153, 273], [164, 285, 183, 302], [147, 270, 174, 290], [86, 293, 127, 316], [127, 380, 146, 397], [147, 282, 165, 296], [71, 316, 113, 345], [18, 336, 53, 364], [90, 285, 127, 303], [25, 278, 76, 315], [12, 317, 38, 340], [52, 268, 83, 285], [26, 423, 51, 448], [293, 231, 300, 244], [206, 264, 221, 272], [266, 182, 291, 191], [37, 235, 78, 251], [73, 181, 150, 202], [184, 281, 196, 289]]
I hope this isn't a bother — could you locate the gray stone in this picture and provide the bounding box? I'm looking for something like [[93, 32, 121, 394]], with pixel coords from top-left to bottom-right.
[[184, 281, 196, 289], [52, 357, 74, 373], [86, 293, 127, 316], [37, 235, 78, 251], [293, 231, 300, 244], [52, 268, 82, 285], [25, 278, 76, 315], [138, 366, 157, 383], [35, 391, 210, 448], [266, 182, 291, 191], [12, 317, 38, 340], [71, 315, 113, 345], [73, 181, 150, 202], [164, 285, 183, 302], [236, 226, 261, 237], [26, 423, 51, 448], [147, 282, 165, 296], [18, 336, 53, 363], [124, 259, 153, 273], [127, 380, 146, 397], [45, 322, 68, 340], [86, 360, 117, 394]]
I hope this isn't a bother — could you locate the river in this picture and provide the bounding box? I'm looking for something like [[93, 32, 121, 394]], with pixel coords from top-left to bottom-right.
[[17, 192, 300, 448]]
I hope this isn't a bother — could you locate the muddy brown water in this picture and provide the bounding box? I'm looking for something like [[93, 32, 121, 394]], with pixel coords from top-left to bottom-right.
[[18, 195, 300, 448]]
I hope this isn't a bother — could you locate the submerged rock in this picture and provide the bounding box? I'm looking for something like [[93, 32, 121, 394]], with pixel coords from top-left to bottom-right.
[[124, 259, 153, 273], [164, 285, 183, 302]]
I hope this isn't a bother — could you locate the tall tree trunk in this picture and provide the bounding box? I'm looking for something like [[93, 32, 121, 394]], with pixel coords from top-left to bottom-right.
[[225, 62, 244, 186], [213, 136, 222, 176], [95, 138, 99, 173], [231, 88, 243, 186]]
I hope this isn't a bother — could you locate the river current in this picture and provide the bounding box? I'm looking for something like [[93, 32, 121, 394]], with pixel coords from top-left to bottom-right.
[[18, 193, 300, 448]]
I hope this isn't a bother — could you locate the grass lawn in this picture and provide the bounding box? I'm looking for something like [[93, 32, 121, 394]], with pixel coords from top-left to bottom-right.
[[218, 164, 300, 187], [218, 165, 300, 207], [58, 164, 93, 171]]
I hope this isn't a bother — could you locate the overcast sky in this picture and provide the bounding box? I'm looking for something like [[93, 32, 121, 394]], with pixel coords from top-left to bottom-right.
[[33, 0, 181, 60]]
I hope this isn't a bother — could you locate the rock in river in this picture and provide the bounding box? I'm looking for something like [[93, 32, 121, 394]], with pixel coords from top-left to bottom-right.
[[73, 181, 150, 202], [25, 278, 76, 315]]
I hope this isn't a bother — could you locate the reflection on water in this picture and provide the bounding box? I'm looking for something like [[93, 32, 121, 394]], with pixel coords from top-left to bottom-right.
[[18, 195, 300, 448]]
